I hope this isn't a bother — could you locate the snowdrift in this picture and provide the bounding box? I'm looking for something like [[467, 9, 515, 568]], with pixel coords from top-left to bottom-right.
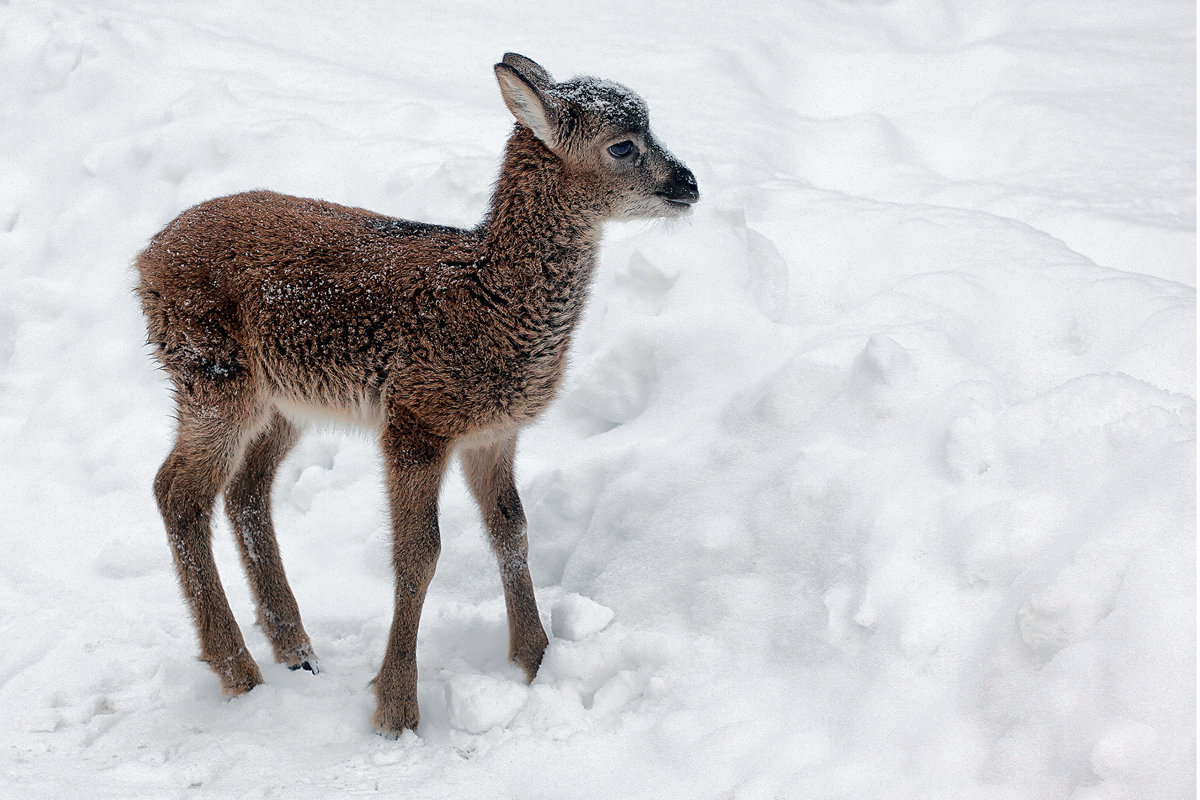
[[0, 1, 1193, 797]]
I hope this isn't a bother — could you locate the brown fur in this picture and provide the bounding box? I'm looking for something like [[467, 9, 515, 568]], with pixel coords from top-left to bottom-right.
[[136, 53, 697, 736]]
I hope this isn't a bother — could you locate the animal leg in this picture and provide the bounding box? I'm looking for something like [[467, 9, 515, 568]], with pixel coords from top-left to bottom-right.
[[224, 410, 317, 673], [154, 383, 266, 695], [372, 413, 449, 736], [461, 433, 548, 682]]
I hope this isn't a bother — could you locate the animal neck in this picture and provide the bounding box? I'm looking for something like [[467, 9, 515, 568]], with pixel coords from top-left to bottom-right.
[[480, 127, 605, 273]]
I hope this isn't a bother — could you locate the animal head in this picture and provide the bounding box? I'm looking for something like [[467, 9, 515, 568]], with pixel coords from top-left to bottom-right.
[[494, 53, 699, 220]]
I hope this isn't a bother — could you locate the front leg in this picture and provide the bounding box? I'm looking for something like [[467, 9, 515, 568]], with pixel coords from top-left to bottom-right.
[[461, 433, 549, 682], [373, 414, 449, 737]]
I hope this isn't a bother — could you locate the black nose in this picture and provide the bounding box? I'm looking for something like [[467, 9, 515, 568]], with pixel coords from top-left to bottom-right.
[[660, 166, 699, 204]]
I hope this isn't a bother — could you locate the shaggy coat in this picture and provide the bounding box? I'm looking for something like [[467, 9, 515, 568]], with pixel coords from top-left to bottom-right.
[[137, 52, 697, 735]]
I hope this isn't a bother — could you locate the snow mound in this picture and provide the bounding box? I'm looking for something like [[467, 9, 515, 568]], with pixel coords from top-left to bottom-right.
[[445, 674, 529, 734], [551, 593, 616, 641], [0, 1, 1192, 798]]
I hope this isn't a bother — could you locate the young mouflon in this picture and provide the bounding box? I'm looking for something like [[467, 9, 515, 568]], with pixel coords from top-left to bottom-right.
[[136, 53, 698, 736]]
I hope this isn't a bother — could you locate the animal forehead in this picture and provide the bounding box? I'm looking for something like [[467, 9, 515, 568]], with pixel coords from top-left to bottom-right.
[[552, 77, 649, 131]]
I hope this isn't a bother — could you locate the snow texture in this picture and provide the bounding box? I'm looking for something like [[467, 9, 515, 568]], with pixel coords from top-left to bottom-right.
[[0, 1, 1194, 798], [552, 593, 616, 642]]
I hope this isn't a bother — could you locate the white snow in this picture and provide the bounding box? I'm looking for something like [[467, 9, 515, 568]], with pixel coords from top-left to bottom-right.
[[551, 593, 616, 642], [0, 1, 1194, 798]]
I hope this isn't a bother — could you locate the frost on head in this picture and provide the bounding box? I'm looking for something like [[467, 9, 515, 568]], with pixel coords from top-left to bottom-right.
[[496, 55, 653, 154], [551, 77, 650, 137]]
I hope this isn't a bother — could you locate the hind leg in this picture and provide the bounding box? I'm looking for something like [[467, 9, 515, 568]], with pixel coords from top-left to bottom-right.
[[154, 374, 268, 695], [224, 410, 318, 673]]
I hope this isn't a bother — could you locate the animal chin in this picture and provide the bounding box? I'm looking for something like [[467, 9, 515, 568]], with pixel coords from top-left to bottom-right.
[[659, 196, 694, 214]]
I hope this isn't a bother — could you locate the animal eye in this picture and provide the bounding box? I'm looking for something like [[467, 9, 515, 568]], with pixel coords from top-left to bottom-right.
[[607, 141, 636, 159]]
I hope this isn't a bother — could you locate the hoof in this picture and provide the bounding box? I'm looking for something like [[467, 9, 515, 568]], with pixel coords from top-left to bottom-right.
[[210, 651, 264, 696], [282, 644, 320, 675], [372, 700, 419, 738], [372, 669, 419, 737], [511, 628, 549, 684]]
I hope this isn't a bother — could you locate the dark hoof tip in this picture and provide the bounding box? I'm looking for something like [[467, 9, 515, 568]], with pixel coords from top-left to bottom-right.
[[289, 660, 319, 675]]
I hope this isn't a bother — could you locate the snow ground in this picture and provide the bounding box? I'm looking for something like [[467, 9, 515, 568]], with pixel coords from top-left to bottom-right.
[[0, 1, 1194, 798]]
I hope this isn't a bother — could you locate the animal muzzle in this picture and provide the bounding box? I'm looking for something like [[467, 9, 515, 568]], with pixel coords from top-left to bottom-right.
[[657, 165, 700, 207]]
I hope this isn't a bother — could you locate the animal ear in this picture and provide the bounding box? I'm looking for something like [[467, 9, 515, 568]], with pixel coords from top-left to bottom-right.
[[501, 53, 554, 89], [495, 62, 561, 148]]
